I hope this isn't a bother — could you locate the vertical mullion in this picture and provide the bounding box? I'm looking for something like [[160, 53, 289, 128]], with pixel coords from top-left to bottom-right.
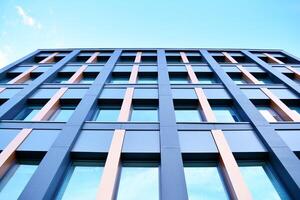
[[96, 52, 141, 200], [158, 49, 188, 200]]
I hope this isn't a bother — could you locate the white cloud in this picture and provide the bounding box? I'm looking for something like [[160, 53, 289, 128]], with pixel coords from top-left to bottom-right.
[[16, 6, 42, 29]]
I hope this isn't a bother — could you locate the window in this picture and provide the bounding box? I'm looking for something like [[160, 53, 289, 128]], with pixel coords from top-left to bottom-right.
[[130, 106, 158, 122], [109, 74, 129, 84], [196, 73, 217, 84], [56, 162, 103, 200], [175, 106, 203, 122], [117, 164, 159, 200], [169, 73, 189, 84], [79, 77, 95, 84], [0, 163, 38, 199], [93, 106, 120, 122], [137, 74, 157, 84], [289, 106, 300, 115], [14, 106, 42, 121], [184, 164, 229, 199], [239, 163, 290, 200], [49, 106, 76, 122], [52, 76, 71, 84], [212, 106, 241, 122], [257, 106, 283, 122], [253, 73, 276, 84]]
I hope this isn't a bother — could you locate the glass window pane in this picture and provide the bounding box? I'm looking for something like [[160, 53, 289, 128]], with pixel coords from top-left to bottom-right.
[[117, 166, 159, 200], [110, 77, 129, 84], [56, 164, 103, 200], [184, 166, 229, 200], [138, 76, 157, 84], [240, 164, 290, 200], [50, 107, 75, 122], [130, 107, 158, 122], [94, 108, 120, 122], [80, 77, 95, 84], [212, 106, 239, 122], [257, 106, 283, 121], [0, 164, 38, 199], [175, 108, 202, 122], [170, 76, 189, 84], [14, 107, 41, 121], [232, 77, 247, 84]]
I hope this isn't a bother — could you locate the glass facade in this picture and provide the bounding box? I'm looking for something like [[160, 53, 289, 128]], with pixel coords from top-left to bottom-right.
[[50, 106, 76, 122], [137, 76, 157, 84], [184, 164, 229, 200], [56, 163, 103, 200], [14, 106, 41, 121], [257, 106, 283, 122], [130, 106, 158, 122], [175, 107, 202, 122], [117, 165, 159, 200], [0, 164, 38, 199], [239, 163, 290, 200], [212, 106, 240, 122], [93, 107, 120, 122]]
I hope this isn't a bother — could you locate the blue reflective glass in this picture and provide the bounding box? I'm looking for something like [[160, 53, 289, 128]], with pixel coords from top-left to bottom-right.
[[53, 77, 70, 83], [130, 107, 158, 122], [197, 75, 217, 84], [94, 107, 120, 122], [257, 106, 283, 121], [14, 107, 41, 121], [175, 108, 202, 122], [80, 77, 95, 84], [169, 76, 189, 84], [50, 107, 75, 122], [212, 106, 240, 122], [240, 163, 290, 200], [0, 164, 38, 199], [110, 76, 129, 84], [256, 77, 274, 84], [231, 77, 247, 84], [117, 166, 159, 200], [289, 106, 300, 115], [56, 164, 103, 200], [184, 166, 229, 200], [137, 76, 157, 84]]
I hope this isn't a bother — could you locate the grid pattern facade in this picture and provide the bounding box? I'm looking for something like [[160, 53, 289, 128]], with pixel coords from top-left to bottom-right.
[[0, 48, 299, 199]]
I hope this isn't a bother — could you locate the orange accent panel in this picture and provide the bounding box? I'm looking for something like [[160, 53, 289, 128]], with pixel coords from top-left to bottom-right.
[[118, 88, 134, 122], [286, 66, 300, 79], [67, 65, 88, 84], [96, 129, 125, 200], [236, 65, 260, 84], [134, 52, 142, 64], [86, 52, 100, 64], [180, 52, 189, 64], [8, 65, 39, 84], [39, 52, 59, 64], [0, 128, 32, 178], [0, 88, 5, 93], [222, 52, 238, 64], [261, 88, 300, 122], [195, 88, 216, 122], [211, 130, 252, 200], [32, 88, 68, 121], [264, 53, 284, 64], [129, 64, 139, 84]]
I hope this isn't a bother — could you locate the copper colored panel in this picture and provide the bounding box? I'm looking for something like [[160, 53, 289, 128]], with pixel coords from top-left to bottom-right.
[[86, 52, 100, 64], [129, 64, 139, 84], [134, 52, 142, 64], [8, 65, 38, 84], [261, 88, 300, 122], [180, 52, 189, 64], [118, 88, 134, 122], [67, 65, 88, 84], [0, 88, 5, 93], [286, 66, 300, 79], [96, 129, 125, 200], [195, 88, 216, 122], [0, 128, 32, 178], [32, 87, 68, 121], [222, 52, 238, 64], [211, 130, 252, 200], [264, 53, 284, 64], [39, 52, 59, 64], [236, 65, 260, 84], [185, 65, 199, 84]]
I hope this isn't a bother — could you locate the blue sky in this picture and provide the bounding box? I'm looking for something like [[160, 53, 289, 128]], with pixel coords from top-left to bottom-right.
[[1, 0, 300, 67]]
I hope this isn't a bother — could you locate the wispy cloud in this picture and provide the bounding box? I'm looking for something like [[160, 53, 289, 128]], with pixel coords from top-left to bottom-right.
[[16, 6, 42, 29]]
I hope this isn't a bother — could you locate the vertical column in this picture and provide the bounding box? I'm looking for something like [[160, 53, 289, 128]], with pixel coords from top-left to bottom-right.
[[180, 52, 252, 200], [19, 49, 122, 200], [96, 52, 141, 200], [158, 50, 188, 200], [201, 49, 300, 199], [223, 52, 300, 122]]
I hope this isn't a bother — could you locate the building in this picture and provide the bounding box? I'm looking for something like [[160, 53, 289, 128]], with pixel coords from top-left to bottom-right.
[[0, 48, 299, 200]]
